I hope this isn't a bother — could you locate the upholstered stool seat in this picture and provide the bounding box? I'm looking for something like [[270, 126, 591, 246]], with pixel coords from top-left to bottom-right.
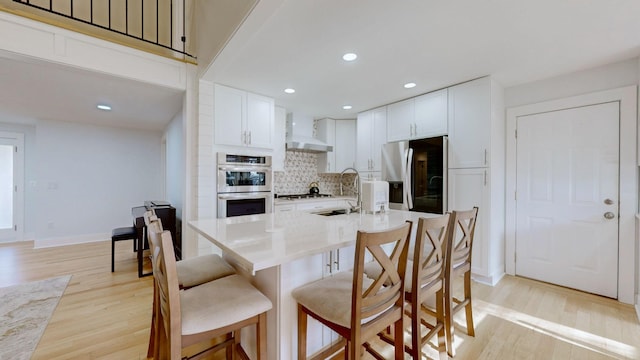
[[180, 274, 272, 335], [176, 253, 236, 289], [292, 271, 374, 328], [111, 226, 137, 272]]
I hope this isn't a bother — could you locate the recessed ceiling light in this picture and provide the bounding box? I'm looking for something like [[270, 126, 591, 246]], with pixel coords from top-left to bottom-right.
[[404, 82, 417, 89], [97, 104, 112, 111], [284, 88, 296, 94], [342, 53, 358, 61], [343, 105, 353, 110]]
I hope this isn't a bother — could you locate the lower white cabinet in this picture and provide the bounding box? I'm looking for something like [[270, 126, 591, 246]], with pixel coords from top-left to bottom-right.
[[447, 167, 489, 279]]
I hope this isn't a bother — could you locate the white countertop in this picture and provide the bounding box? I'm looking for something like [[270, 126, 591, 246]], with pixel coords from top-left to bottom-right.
[[189, 209, 437, 274]]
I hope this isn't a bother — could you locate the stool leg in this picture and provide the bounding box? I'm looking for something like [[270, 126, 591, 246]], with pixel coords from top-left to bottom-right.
[[111, 238, 115, 272]]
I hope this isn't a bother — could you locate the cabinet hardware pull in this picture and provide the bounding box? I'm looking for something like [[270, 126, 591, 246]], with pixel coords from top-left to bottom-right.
[[335, 249, 340, 271], [484, 149, 487, 165], [248, 131, 252, 144], [484, 170, 487, 185]]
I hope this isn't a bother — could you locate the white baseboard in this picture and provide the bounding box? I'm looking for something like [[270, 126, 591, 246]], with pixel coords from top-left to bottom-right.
[[34, 232, 110, 248], [472, 271, 505, 286]]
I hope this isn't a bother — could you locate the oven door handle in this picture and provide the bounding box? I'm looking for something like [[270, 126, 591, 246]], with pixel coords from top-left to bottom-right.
[[218, 165, 271, 172], [217, 193, 271, 200]]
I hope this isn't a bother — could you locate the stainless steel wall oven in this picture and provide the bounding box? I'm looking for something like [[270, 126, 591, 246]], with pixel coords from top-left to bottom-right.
[[217, 153, 273, 218]]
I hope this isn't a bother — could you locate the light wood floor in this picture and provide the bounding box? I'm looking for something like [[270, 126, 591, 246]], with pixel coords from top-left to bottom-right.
[[1, 240, 639, 359]]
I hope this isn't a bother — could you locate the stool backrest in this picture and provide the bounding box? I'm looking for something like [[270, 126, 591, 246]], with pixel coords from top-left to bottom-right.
[[351, 221, 412, 333], [148, 228, 182, 359], [411, 214, 450, 301], [447, 207, 479, 274]]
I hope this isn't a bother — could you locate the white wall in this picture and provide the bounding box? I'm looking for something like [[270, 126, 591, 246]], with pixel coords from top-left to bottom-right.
[[505, 57, 638, 108], [165, 110, 185, 220], [34, 120, 163, 246]]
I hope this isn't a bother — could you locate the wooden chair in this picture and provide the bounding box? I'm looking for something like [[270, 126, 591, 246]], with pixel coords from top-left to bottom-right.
[[292, 221, 412, 360], [148, 225, 272, 359], [143, 212, 237, 358], [375, 215, 450, 359], [445, 207, 479, 357]]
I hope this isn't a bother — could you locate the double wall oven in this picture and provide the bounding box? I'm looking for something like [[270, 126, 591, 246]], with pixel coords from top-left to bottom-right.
[[217, 153, 273, 218]]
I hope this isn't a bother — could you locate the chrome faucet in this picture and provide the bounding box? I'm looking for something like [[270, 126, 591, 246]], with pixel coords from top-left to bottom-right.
[[340, 167, 361, 213]]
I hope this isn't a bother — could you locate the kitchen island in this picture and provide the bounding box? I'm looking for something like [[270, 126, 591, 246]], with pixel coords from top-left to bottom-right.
[[189, 209, 437, 359]]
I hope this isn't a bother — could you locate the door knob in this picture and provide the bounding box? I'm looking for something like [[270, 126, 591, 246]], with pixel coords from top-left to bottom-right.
[[604, 212, 615, 220], [604, 198, 614, 205]]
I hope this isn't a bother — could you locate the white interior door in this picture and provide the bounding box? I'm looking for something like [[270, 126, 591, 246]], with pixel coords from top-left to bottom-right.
[[515, 102, 619, 298], [0, 132, 24, 242]]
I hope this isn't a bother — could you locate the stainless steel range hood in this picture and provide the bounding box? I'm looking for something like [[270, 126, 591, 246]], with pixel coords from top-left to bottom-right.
[[286, 113, 333, 153]]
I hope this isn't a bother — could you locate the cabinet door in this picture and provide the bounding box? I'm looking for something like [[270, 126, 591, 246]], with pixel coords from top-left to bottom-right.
[[386, 98, 414, 142], [371, 107, 387, 172], [414, 89, 448, 138], [214, 84, 245, 147], [356, 111, 373, 172], [447, 168, 488, 276], [317, 118, 336, 173], [246, 93, 274, 149], [273, 106, 287, 171], [448, 78, 491, 168], [334, 120, 356, 171], [274, 204, 295, 213]]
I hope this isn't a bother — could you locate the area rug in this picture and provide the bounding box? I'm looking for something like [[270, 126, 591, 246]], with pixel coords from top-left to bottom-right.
[[0, 275, 71, 360]]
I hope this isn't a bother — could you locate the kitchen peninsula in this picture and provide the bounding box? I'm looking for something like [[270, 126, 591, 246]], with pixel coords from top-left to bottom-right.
[[189, 209, 438, 359]]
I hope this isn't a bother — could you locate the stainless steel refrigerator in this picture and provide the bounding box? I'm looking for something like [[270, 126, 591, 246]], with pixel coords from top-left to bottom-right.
[[381, 136, 447, 214]]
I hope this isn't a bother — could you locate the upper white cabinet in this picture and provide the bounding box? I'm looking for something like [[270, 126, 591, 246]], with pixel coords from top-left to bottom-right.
[[356, 107, 387, 173], [447, 78, 491, 168], [317, 118, 356, 173], [214, 84, 274, 149], [273, 106, 287, 171], [387, 89, 447, 142], [386, 98, 414, 142], [414, 89, 448, 138]]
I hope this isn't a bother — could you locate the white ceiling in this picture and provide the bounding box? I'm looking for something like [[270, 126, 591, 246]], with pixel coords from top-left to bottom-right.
[[0, 51, 184, 131], [204, 0, 640, 119]]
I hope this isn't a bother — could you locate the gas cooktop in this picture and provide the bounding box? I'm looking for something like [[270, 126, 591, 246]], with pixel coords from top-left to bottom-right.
[[277, 193, 333, 200]]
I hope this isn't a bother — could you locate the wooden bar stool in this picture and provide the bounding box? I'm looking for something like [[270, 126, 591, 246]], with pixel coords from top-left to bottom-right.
[[292, 221, 412, 359], [111, 226, 137, 272], [445, 207, 479, 357], [143, 213, 237, 358], [148, 227, 271, 359]]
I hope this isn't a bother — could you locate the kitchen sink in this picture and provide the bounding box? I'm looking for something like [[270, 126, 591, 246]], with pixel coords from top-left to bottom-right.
[[314, 209, 349, 216]]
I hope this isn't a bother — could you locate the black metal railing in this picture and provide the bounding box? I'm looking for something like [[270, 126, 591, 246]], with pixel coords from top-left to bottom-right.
[[12, 0, 194, 59]]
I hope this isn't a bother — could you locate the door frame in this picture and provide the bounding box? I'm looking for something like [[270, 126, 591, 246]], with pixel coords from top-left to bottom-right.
[[505, 86, 637, 304], [0, 131, 24, 242]]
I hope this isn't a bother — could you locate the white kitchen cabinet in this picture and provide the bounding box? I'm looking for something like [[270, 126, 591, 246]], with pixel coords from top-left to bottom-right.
[[414, 89, 448, 138], [386, 89, 447, 142], [274, 203, 295, 213], [214, 84, 274, 149], [386, 98, 414, 142], [448, 168, 489, 277], [273, 106, 287, 171], [446, 76, 505, 285], [448, 78, 491, 168], [356, 106, 387, 173], [317, 118, 356, 173]]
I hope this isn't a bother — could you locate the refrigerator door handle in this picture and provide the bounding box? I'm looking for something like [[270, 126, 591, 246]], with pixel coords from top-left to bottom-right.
[[405, 148, 414, 210], [442, 137, 448, 214]]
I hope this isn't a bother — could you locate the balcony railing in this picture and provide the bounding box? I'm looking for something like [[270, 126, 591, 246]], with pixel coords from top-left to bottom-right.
[[12, 0, 194, 60]]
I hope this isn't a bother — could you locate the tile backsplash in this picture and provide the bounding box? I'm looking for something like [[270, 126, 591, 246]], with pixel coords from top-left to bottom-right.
[[274, 151, 357, 196]]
